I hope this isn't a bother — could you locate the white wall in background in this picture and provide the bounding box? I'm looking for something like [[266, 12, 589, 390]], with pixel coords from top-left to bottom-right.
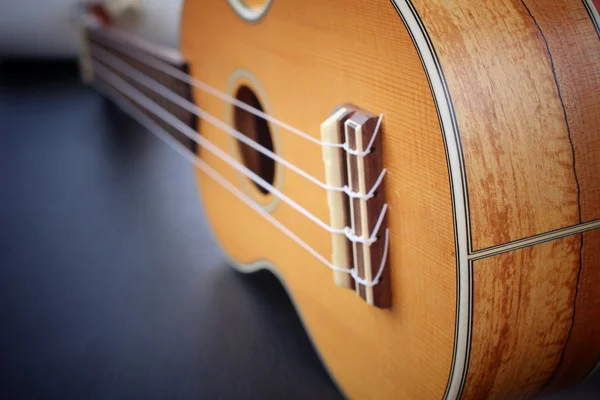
[[0, 0, 183, 57]]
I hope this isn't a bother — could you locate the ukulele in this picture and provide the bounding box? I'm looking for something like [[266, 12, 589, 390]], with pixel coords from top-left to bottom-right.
[[77, 1, 600, 399]]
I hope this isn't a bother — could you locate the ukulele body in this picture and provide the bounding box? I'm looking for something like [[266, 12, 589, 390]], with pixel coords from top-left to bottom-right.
[[179, 1, 600, 399]]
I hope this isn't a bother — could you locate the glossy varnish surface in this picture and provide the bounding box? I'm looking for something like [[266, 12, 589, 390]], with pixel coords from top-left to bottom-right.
[[519, 0, 600, 224], [179, 0, 600, 398], [181, 0, 457, 398], [464, 236, 581, 399], [407, 0, 600, 397], [545, 229, 600, 392], [522, 1, 600, 392], [410, 0, 594, 250]]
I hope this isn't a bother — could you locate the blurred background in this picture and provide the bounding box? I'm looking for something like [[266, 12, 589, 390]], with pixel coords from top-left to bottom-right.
[[0, 0, 182, 57]]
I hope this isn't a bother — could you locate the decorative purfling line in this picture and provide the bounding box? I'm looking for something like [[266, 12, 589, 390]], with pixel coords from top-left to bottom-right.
[[582, 0, 600, 37], [469, 219, 600, 261], [390, 1, 473, 398]]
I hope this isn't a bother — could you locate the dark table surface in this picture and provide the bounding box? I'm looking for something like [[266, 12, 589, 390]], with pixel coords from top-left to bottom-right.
[[1, 60, 598, 400]]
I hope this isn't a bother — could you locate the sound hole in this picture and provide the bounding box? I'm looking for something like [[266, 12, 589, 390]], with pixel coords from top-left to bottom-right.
[[233, 85, 275, 195]]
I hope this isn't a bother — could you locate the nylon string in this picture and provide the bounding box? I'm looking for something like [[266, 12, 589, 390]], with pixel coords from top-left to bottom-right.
[[92, 62, 390, 249], [93, 78, 390, 287], [90, 44, 386, 202], [91, 31, 385, 153]]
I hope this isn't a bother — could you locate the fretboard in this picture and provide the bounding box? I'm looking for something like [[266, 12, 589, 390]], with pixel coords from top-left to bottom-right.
[[80, 21, 197, 151]]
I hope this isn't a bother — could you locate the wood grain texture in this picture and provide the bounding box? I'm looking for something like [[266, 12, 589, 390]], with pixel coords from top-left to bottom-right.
[[409, 1, 600, 393], [544, 229, 600, 392], [410, 0, 583, 250], [181, 1, 458, 398], [520, 0, 600, 223], [345, 112, 390, 307], [176, 0, 600, 398], [463, 236, 581, 400], [516, 2, 600, 392]]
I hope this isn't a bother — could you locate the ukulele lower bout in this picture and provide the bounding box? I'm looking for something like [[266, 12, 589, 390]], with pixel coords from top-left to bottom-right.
[[183, 1, 459, 399], [181, 0, 600, 399]]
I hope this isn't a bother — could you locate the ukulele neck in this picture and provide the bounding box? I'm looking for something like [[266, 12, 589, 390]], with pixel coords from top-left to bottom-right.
[[79, 19, 197, 150]]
